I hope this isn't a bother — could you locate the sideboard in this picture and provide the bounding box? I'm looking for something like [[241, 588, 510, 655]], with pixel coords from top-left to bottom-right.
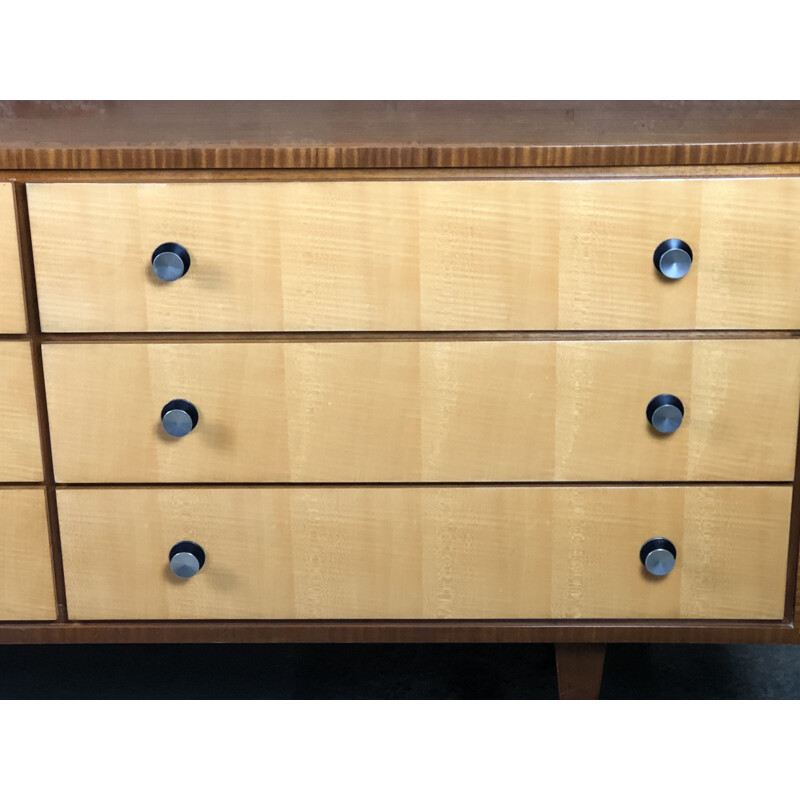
[[2, 100, 800, 699]]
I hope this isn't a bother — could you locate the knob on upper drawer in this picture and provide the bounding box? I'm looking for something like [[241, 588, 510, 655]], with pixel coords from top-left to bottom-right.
[[152, 242, 190, 282], [169, 541, 205, 579], [640, 537, 677, 576], [161, 399, 198, 438], [646, 393, 684, 434], [653, 238, 693, 279]]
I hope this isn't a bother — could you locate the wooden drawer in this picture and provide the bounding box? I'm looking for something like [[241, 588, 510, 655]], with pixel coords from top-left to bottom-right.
[[43, 339, 800, 483], [0, 183, 26, 332], [0, 343, 42, 481], [0, 489, 55, 620], [28, 178, 800, 333], [58, 486, 791, 620]]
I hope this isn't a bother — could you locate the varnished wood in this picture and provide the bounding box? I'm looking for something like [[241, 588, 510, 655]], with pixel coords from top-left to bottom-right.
[[0, 183, 26, 332], [0, 619, 796, 646], [0, 489, 56, 620], [58, 486, 790, 621], [0, 342, 43, 481], [28, 178, 800, 332], [2, 101, 800, 169], [787, 374, 800, 627], [7, 163, 800, 185], [555, 643, 606, 699], [14, 183, 68, 620], [1, 108, 800, 655], [34, 330, 800, 343], [42, 340, 800, 483]]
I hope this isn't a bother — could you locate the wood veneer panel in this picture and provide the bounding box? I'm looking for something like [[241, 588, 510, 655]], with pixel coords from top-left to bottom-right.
[[57, 486, 791, 621], [0, 183, 26, 332], [43, 340, 800, 483], [2, 101, 800, 169], [0, 489, 56, 620], [0, 342, 43, 481], [28, 178, 800, 332]]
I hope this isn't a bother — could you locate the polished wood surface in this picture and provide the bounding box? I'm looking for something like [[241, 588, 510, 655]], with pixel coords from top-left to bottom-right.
[[58, 486, 791, 621], [13, 183, 69, 621], [0, 342, 42, 481], [28, 178, 800, 332], [2, 101, 800, 169], [3, 104, 800, 652], [0, 183, 26, 332], [43, 339, 800, 483], [7, 164, 800, 184], [0, 489, 56, 620], [0, 619, 797, 646], [555, 643, 606, 700]]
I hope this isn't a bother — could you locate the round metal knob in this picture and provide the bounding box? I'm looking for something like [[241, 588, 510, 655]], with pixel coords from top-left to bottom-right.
[[169, 541, 205, 579], [640, 537, 677, 576], [160, 399, 199, 438], [152, 242, 190, 282], [646, 393, 684, 434], [653, 239, 693, 280]]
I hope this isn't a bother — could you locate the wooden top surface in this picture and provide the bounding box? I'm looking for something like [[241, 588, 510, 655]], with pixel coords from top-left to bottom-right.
[[1, 101, 799, 170]]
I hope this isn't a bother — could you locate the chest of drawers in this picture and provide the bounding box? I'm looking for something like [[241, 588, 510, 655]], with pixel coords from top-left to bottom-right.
[[2, 100, 800, 699]]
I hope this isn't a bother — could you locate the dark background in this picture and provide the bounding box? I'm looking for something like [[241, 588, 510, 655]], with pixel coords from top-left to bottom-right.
[[0, 643, 798, 699]]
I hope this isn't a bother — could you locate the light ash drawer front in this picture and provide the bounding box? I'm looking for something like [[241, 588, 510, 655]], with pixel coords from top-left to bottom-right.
[[0, 183, 26, 333], [0, 343, 42, 481], [0, 489, 55, 620], [58, 486, 791, 621], [28, 178, 800, 333], [43, 339, 800, 483]]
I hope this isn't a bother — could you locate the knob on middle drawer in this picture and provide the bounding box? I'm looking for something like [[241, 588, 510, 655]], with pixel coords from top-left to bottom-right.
[[646, 394, 684, 434], [161, 399, 198, 437], [640, 538, 677, 576], [654, 238, 693, 279], [152, 242, 190, 282]]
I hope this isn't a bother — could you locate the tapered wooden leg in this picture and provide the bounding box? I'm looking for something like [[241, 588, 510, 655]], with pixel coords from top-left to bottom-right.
[[555, 643, 606, 700]]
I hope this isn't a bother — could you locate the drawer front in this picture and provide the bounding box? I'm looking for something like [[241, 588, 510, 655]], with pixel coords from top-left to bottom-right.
[[0, 183, 26, 332], [43, 339, 800, 483], [0, 489, 55, 620], [58, 486, 791, 620], [28, 178, 800, 333], [0, 343, 42, 481]]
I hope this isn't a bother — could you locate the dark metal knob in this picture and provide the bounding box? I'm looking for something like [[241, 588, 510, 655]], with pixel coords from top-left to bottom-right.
[[169, 541, 205, 579], [161, 399, 198, 438], [653, 239, 693, 280], [640, 538, 677, 576], [646, 394, 684, 434], [152, 242, 190, 282]]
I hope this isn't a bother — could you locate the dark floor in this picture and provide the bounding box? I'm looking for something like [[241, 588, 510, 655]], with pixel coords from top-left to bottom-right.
[[0, 643, 798, 698]]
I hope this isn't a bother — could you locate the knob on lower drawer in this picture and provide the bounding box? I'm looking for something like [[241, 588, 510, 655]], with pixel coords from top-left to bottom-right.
[[640, 538, 677, 576], [161, 399, 199, 437], [169, 541, 206, 579], [653, 239, 693, 279], [646, 394, 684, 434], [152, 242, 190, 282]]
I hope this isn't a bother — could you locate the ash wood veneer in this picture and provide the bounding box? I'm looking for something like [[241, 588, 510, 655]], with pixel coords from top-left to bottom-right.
[[27, 178, 800, 332], [0, 489, 56, 620], [0, 342, 43, 481], [42, 339, 800, 484], [57, 486, 790, 621], [0, 183, 26, 332]]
